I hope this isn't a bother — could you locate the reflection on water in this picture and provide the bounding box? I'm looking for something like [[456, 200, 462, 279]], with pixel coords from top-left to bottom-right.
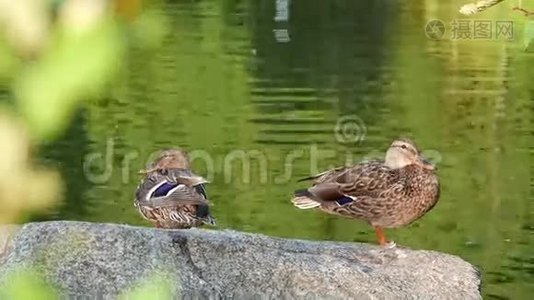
[[41, 0, 533, 298]]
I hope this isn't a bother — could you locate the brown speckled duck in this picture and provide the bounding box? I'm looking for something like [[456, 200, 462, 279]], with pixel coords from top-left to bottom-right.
[[134, 149, 216, 229], [291, 138, 440, 247]]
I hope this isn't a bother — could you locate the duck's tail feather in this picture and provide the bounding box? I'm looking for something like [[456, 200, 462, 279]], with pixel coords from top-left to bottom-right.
[[202, 215, 217, 226], [196, 204, 217, 226], [297, 167, 347, 182], [292, 189, 321, 209], [297, 175, 317, 182], [194, 183, 208, 199]]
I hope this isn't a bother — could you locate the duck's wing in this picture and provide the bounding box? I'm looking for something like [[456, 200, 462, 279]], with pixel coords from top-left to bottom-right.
[[162, 168, 210, 199], [293, 161, 403, 208], [338, 161, 403, 199], [147, 184, 211, 208], [136, 170, 211, 208], [297, 166, 350, 183]]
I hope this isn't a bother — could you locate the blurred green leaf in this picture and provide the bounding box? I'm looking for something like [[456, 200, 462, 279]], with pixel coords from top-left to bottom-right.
[[119, 274, 175, 300], [0, 270, 57, 300], [0, 40, 20, 83], [15, 19, 123, 141]]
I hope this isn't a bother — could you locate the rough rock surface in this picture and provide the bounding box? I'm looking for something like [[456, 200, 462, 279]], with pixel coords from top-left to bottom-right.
[[0, 221, 481, 299]]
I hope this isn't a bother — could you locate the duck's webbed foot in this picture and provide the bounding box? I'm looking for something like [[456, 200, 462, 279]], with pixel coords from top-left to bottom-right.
[[373, 226, 396, 248], [383, 241, 397, 249]]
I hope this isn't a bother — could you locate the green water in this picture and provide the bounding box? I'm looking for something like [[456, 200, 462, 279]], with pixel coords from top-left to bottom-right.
[[40, 0, 533, 298]]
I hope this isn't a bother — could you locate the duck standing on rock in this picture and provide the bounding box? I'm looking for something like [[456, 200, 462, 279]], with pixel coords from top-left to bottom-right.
[[291, 138, 440, 247], [134, 149, 216, 229]]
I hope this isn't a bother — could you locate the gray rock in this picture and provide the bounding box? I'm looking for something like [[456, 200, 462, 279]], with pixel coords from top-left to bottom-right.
[[0, 221, 481, 299]]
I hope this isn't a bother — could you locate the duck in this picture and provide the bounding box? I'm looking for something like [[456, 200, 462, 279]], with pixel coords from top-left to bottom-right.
[[134, 149, 216, 229], [291, 138, 440, 247]]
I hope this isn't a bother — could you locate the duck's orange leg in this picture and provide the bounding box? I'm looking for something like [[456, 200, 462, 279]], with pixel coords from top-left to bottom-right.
[[374, 226, 388, 246]]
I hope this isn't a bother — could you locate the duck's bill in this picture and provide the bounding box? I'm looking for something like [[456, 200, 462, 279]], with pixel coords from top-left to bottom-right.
[[417, 157, 436, 170]]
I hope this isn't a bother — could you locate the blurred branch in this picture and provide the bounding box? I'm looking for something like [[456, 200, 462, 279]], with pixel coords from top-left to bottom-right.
[[459, 0, 505, 15], [512, 6, 534, 16]]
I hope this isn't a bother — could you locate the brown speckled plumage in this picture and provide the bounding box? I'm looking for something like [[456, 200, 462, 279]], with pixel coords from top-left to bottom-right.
[[134, 149, 216, 229], [292, 138, 440, 246]]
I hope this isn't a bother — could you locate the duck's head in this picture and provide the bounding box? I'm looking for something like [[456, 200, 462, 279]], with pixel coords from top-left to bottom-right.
[[384, 138, 435, 170], [147, 148, 190, 171]]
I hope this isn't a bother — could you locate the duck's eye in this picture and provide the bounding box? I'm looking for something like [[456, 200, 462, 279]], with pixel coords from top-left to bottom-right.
[[401, 145, 407, 149]]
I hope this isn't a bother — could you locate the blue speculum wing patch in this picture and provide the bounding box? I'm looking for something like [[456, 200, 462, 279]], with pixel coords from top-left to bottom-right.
[[335, 196, 354, 206], [152, 182, 178, 197]]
